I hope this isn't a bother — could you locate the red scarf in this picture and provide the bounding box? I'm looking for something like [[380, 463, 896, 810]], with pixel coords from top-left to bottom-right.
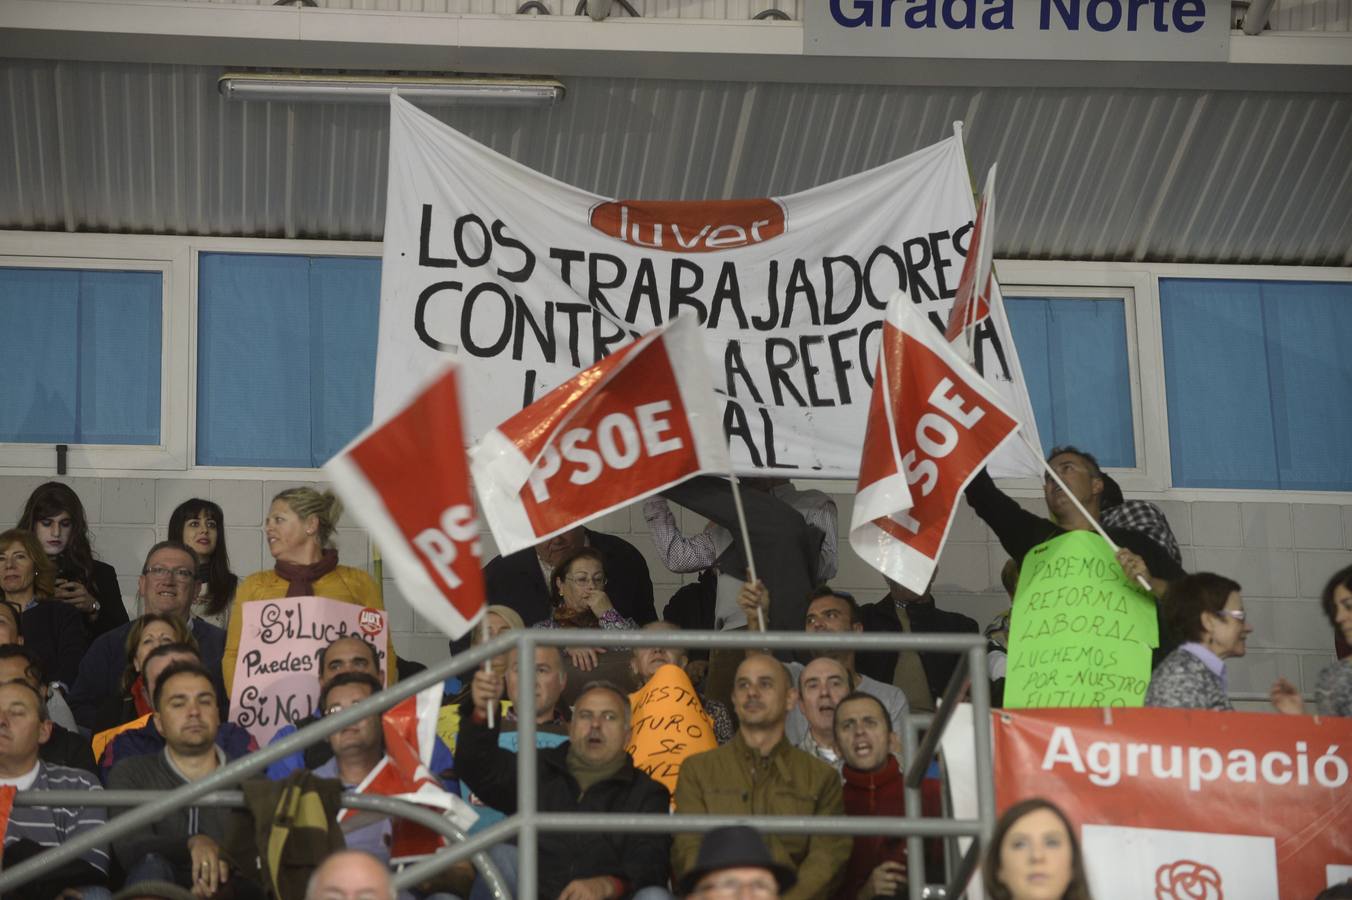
[[275, 549, 340, 598], [131, 675, 153, 718]]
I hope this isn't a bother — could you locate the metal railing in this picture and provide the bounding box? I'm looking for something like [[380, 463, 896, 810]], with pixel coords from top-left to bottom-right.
[[0, 628, 994, 900]]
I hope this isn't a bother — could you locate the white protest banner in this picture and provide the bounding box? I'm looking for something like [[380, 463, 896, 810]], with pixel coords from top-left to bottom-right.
[[995, 707, 1352, 900], [850, 296, 1021, 593], [228, 595, 389, 744], [375, 96, 1043, 479], [326, 362, 487, 640], [471, 315, 731, 556]]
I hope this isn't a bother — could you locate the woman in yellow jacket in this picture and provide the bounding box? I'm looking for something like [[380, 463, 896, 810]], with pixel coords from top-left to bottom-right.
[[223, 486, 395, 692]]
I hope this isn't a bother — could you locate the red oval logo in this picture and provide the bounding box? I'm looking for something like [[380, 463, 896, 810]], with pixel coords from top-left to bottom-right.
[[589, 198, 786, 253], [358, 608, 385, 637]]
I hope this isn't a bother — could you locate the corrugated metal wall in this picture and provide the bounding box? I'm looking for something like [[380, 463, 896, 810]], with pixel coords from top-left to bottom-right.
[[2, 59, 1349, 264]]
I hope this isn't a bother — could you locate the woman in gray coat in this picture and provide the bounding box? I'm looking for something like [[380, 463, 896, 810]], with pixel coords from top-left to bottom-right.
[[1146, 572, 1305, 714]]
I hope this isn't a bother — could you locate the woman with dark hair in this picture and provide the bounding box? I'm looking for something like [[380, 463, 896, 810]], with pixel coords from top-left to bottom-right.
[[1146, 572, 1300, 713], [0, 527, 89, 687], [982, 798, 1092, 900], [16, 481, 127, 637], [1268, 565, 1352, 718], [534, 546, 636, 671], [167, 498, 237, 630]]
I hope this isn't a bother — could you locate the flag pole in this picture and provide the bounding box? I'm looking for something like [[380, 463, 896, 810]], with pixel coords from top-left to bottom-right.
[[728, 472, 765, 632], [481, 617, 495, 729], [1018, 432, 1152, 593]]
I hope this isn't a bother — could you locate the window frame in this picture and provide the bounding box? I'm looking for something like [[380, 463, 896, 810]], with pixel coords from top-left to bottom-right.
[[0, 232, 189, 471]]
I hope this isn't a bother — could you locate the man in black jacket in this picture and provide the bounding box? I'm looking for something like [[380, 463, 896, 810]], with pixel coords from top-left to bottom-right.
[[964, 446, 1186, 659], [459, 670, 672, 900], [855, 580, 979, 714]]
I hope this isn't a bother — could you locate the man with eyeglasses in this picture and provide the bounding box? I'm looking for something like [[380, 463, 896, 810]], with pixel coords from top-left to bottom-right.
[[964, 447, 1185, 655], [458, 673, 672, 900], [68, 541, 228, 729], [676, 826, 795, 899]]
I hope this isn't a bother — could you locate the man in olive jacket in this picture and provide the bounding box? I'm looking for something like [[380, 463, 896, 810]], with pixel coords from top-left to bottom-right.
[[673, 654, 852, 900], [458, 671, 672, 900]]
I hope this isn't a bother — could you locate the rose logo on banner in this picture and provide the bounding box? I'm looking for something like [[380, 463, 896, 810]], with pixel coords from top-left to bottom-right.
[[472, 315, 732, 557], [1155, 860, 1223, 900]]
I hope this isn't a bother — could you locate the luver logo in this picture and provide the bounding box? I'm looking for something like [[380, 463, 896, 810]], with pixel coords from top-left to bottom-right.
[[589, 198, 787, 253]]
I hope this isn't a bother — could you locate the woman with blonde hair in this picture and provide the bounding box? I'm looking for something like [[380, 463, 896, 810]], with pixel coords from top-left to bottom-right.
[[223, 486, 393, 691]]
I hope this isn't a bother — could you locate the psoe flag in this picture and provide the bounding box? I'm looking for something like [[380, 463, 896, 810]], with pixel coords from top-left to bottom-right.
[[1081, 824, 1279, 900], [325, 363, 486, 639], [944, 163, 996, 345], [472, 314, 731, 557], [851, 294, 1020, 594]]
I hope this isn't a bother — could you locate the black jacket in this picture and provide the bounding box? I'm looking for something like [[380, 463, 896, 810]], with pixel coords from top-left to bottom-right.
[[456, 707, 671, 900], [453, 529, 656, 653], [964, 469, 1186, 658], [855, 596, 979, 699], [20, 601, 90, 687]]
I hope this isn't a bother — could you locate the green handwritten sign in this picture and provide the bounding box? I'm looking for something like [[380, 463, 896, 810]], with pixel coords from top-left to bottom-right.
[[1004, 530, 1158, 709]]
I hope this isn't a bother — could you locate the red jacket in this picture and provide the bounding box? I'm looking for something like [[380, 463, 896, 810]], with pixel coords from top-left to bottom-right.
[[837, 756, 908, 900]]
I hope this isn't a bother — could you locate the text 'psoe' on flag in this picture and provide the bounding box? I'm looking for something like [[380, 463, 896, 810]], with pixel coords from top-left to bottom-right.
[[851, 293, 1020, 595], [471, 314, 731, 559]]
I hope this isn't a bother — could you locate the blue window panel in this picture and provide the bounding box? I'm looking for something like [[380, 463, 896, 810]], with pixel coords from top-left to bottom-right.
[[196, 253, 380, 468], [1005, 297, 1136, 469], [0, 267, 161, 445], [1161, 278, 1352, 491]]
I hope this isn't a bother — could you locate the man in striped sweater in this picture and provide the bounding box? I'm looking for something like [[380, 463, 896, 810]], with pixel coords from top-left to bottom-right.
[[0, 679, 111, 899]]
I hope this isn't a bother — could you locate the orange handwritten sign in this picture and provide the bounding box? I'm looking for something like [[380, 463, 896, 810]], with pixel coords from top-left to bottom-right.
[[626, 664, 718, 796]]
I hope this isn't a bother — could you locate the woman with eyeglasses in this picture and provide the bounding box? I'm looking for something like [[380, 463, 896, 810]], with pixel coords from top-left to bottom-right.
[[1145, 573, 1299, 713], [0, 528, 89, 688], [16, 481, 128, 638], [534, 547, 637, 671]]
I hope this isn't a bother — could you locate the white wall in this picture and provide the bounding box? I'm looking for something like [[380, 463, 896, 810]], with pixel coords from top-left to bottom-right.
[[4, 471, 1347, 705]]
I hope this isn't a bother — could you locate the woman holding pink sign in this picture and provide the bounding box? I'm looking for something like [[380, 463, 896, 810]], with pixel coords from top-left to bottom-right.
[[223, 486, 395, 693]]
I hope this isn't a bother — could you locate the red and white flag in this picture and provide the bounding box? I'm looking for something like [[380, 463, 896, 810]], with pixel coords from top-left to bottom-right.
[[339, 683, 478, 862], [324, 363, 486, 639], [851, 295, 1020, 594], [472, 315, 731, 557], [944, 163, 997, 348]]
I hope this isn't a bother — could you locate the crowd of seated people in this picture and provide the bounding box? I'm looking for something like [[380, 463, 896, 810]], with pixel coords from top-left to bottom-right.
[[1, 451, 1349, 900]]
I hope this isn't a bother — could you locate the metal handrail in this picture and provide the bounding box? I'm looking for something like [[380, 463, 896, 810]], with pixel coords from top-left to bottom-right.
[[10, 791, 510, 897], [0, 628, 995, 898]]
